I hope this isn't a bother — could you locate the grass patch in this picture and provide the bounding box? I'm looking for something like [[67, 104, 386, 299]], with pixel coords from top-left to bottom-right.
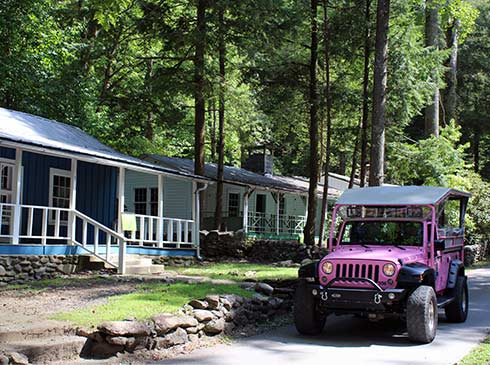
[[469, 260, 490, 270], [459, 337, 490, 365], [51, 282, 252, 328], [0, 276, 111, 292], [165, 262, 298, 281]]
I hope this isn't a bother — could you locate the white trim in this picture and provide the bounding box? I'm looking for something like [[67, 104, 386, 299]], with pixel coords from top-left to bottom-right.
[[133, 186, 158, 216], [68, 159, 78, 245], [158, 175, 164, 248], [12, 148, 22, 244], [48, 167, 71, 225]]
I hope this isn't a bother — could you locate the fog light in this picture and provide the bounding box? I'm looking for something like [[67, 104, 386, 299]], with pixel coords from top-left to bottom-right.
[[388, 293, 395, 300], [321, 276, 328, 283], [312, 289, 318, 296]]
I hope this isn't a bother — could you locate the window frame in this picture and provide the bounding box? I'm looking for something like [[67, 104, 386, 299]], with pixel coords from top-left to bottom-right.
[[48, 168, 72, 225], [134, 187, 159, 216], [227, 191, 241, 217]]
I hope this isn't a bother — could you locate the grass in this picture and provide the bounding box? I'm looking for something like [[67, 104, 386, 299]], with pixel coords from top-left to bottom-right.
[[469, 259, 490, 270], [459, 337, 490, 365], [165, 262, 298, 281], [51, 281, 253, 328], [0, 276, 111, 292]]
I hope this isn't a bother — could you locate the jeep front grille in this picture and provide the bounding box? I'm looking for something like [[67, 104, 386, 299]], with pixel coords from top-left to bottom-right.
[[335, 263, 380, 283]]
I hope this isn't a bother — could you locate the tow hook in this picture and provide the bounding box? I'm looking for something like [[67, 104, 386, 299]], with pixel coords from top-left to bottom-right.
[[321, 292, 328, 301], [374, 293, 382, 304]]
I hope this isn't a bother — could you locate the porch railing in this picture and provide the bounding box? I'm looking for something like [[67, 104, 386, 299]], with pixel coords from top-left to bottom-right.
[[247, 212, 306, 236]]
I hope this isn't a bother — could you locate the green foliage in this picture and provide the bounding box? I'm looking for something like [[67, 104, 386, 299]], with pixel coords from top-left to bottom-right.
[[459, 337, 490, 365]]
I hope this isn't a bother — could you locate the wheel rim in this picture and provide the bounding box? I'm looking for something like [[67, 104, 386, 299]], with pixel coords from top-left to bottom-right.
[[461, 288, 467, 313], [427, 301, 435, 332]]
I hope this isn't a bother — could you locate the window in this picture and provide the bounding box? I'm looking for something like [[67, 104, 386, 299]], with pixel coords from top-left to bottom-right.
[[341, 221, 423, 247], [134, 187, 159, 216], [279, 194, 286, 216], [228, 192, 240, 217], [1, 163, 13, 191], [49, 169, 71, 223], [134, 188, 147, 215]]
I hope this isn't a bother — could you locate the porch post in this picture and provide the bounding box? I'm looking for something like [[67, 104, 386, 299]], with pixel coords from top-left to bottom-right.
[[242, 189, 250, 233], [12, 148, 23, 244], [193, 181, 199, 252], [158, 174, 164, 248], [276, 192, 281, 236], [68, 158, 78, 245], [117, 167, 126, 274]]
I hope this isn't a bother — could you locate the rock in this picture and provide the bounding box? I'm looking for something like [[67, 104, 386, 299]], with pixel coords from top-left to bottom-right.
[[255, 282, 274, 296], [98, 321, 151, 337], [90, 341, 124, 357], [155, 328, 188, 349], [301, 258, 313, 266], [188, 334, 200, 343], [6, 352, 29, 365], [268, 297, 284, 309], [153, 314, 198, 335], [220, 294, 244, 308], [185, 326, 199, 334], [193, 309, 215, 322], [0, 354, 8, 365], [205, 295, 221, 310], [189, 299, 208, 309], [204, 318, 226, 335], [106, 336, 128, 346], [0, 266, 6, 276], [211, 310, 224, 319], [125, 337, 148, 351], [244, 270, 257, 278], [220, 297, 232, 310]]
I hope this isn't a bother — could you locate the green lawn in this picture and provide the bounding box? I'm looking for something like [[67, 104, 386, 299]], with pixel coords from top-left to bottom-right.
[[459, 337, 490, 365], [165, 262, 298, 281], [52, 281, 252, 328]]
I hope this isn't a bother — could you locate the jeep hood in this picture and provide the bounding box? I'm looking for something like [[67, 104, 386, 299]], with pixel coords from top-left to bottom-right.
[[326, 245, 425, 265]]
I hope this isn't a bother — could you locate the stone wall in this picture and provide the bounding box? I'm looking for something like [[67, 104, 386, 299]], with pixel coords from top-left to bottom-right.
[[200, 231, 328, 262], [151, 256, 197, 267], [0, 255, 80, 286], [80, 291, 292, 358]]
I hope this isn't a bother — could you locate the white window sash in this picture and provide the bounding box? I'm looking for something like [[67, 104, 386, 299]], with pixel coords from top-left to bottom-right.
[[49, 168, 71, 225]]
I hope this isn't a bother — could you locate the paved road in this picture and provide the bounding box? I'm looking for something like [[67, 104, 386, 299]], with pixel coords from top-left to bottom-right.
[[161, 268, 490, 365]]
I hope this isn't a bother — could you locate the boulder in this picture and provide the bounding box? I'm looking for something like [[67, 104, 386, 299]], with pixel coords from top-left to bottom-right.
[[0, 354, 9, 365], [220, 297, 232, 310], [193, 309, 215, 322], [204, 318, 226, 335], [98, 321, 151, 337], [185, 326, 199, 334], [255, 282, 274, 296], [205, 295, 221, 310], [155, 328, 188, 349], [6, 352, 29, 365], [152, 314, 198, 335], [0, 266, 6, 276], [189, 299, 208, 309], [106, 336, 128, 346], [220, 294, 244, 308]]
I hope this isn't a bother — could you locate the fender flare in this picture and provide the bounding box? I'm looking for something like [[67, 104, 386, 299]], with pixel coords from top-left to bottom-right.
[[447, 259, 465, 289], [396, 262, 436, 289], [298, 261, 319, 282]]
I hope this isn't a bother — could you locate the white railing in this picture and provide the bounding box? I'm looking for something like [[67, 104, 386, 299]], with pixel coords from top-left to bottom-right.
[[247, 211, 306, 236], [126, 214, 194, 248]]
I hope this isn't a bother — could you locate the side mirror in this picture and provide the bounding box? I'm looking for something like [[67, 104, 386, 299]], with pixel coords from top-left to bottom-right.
[[434, 239, 445, 252]]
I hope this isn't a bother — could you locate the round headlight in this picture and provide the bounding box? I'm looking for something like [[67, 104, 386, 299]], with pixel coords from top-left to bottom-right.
[[383, 263, 396, 277], [321, 261, 334, 275]]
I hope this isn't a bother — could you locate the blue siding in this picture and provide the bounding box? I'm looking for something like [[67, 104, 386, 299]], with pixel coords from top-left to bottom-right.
[[76, 161, 117, 228], [0, 146, 15, 160], [22, 151, 71, 206]]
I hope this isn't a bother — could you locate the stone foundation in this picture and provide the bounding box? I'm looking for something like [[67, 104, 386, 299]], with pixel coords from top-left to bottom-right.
[[0, 255, 81, 286], [200, 230, 328, 262], [151, 256, 197, 267]]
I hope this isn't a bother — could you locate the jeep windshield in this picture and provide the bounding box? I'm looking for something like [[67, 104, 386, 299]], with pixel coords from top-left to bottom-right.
[[340, 221, 423, 247]]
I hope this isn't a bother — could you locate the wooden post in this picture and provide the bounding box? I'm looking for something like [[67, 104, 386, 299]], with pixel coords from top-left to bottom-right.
[[191, 181, 197, 246], [158, 174, 164, 248], [243, 189, 250, 233], [117, 167, 126, 274], [12, 148, 22, 245], [68, 158, 77, 245], [276, 192, 281, 236]]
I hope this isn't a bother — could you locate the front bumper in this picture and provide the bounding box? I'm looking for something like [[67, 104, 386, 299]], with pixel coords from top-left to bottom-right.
[[309, 281, 407, 311]]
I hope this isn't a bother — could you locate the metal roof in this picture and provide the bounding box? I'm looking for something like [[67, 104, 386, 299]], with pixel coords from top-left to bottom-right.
[[145, 154, 340, 197], [336, 186, 470, 206], [0, 108, 208, 181]]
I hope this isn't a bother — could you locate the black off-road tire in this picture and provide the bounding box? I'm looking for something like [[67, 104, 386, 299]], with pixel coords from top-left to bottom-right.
[[294, 280, 326, 335], [406, 285, 438, 344], [445, 275, 469, 323]]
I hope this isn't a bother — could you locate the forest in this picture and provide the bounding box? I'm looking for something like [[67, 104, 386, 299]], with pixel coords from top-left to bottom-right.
[[0, 0, 489, 245]]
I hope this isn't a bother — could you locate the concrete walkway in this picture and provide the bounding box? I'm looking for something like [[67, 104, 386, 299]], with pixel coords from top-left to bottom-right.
[[160, 267, 490, 365]]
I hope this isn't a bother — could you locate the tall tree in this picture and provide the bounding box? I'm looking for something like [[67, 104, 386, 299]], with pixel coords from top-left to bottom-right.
[[369, 0, 390, 187], [304, 0, 320, 246], [318, 0, 332, 247], [214, 3, 226, 230], [444, 17, 459, 124], [194, 0, 207, 176], [359, 0, 372, 187], [424, 0, 441, 137]]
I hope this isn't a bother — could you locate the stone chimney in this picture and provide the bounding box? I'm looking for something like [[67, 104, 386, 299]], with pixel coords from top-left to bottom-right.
[[242, 153, 274, 176]]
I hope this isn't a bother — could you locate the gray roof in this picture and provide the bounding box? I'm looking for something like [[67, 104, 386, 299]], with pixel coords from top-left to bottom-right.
[[0, 108, 207, 181], [336, 186, 470, 206], [145, 154, 340, 197]]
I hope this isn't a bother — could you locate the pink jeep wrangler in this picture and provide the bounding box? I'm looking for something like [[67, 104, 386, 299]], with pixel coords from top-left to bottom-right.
[[295, 186, 471, 343]]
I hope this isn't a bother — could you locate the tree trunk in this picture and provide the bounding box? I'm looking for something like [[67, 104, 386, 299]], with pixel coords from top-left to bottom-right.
[[144, 59, 154, 141], [214, 5, 226, 231], [209, 98, 216, 162], [369, 0, 390, 187], [349, 119, 362, 188], [424, 0, 440, 137], [318, 0, 332, 248], [304, 0, 320, 247], [194, 0, 207, 176], [473, 129, 480, 173], [444, 19, 459, 124], [359, 0, 372, 188]]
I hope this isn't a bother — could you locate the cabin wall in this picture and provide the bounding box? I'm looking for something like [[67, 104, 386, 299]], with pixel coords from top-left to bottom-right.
[[124, 170, 158, 214], [0, 146, 15, 160], [164, 177, 193, 220]]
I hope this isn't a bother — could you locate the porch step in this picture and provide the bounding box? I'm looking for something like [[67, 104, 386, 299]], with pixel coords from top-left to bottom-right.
[[0, 320, 74, 342], [2, 335, 87, 364], [125, 264, 165, 275]]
